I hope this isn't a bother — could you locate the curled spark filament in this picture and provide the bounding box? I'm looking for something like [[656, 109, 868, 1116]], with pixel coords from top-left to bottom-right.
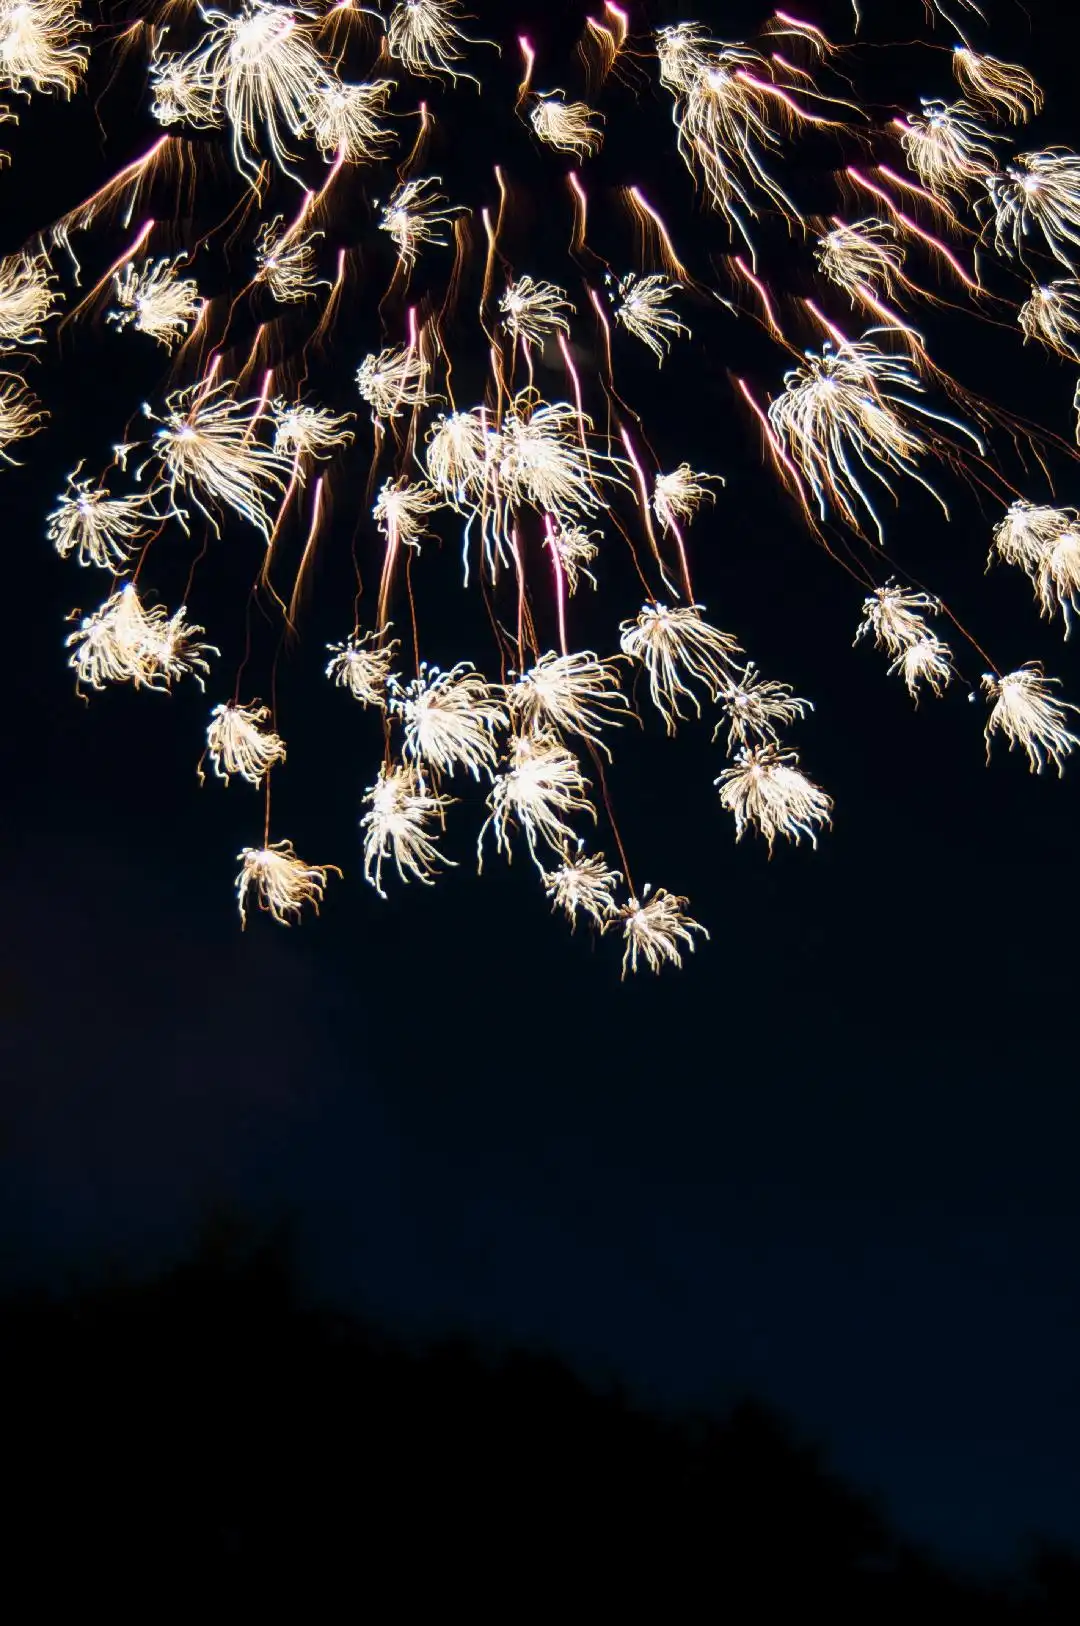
[[989, 502, 1080, 640], [374, 475, 441, 553], [529, 92, 603, 158], [1018, 281, 1080, 362], [270, 397, 355, 466], [982, 665, 1080, 775], [990, 500, 1077, 576], [0, 371, 44, 462], [610, 885, 707, 978], [304, 77, 394, 163], [385, 0, 493, 86], [378, 176, 463, 268], [713, 665, 813, 753], [613, 273, 689, 363], [0, 0, 89, 100], [356, 342, 434, 421], [499, 276, 575, 351], [815, 218, 906, 305], [149, 44, 222, 130], [236, 839, 339, 926], [652, 464, 723, 534], [853, 582, 955, 703], [655, 24, 711, 96], [134, 603, 218, 691], [65, 584, 156, 692], [479, 731, 595, 870], [952, 48, 1043, 126], [205, 701, 286, 786], [498, 391, 613, 516], [388, 660, 507, 781], [855, 582, 946, 659], [895, 99, 1001, 201], [65, 583, 216, 694], [326, 628, 399, 707], [509, 650, 631, 758], [620, 603, 743, 734], [47, 469, 154, 572], [984, 150, 1080, 270], [1034, 526, 1080, 635], [190, 3, 337, 185], [429, 392, 631, 589], [0, 248, 59, 347], [360, 761, 455, 897], [543, 520, 599, 595], [657, 32, 812, 247], [542, 845, 621, 931], [143, 382, 293, 539], [109, 257, 203, 350], [425, 407, 492, 502], [767, 333, 981, 543], [254, 216, 327, 302], [715, 743, 833, 853], [888, 635, 954, 702]]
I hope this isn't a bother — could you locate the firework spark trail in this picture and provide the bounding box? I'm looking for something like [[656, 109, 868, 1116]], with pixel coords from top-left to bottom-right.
[[843, 169, 982, 294], [12, 0, 1078, 971]]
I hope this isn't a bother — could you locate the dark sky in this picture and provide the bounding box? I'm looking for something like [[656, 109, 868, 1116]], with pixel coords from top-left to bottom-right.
[[4, 0, 1080, 1572]]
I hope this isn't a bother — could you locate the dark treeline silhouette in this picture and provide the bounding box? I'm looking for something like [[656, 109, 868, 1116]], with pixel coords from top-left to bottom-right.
[[4, 1215, 1078, 1613]]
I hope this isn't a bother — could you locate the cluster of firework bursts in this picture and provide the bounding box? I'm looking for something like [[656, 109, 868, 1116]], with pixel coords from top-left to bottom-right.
[[5, 0, 1080, 972]]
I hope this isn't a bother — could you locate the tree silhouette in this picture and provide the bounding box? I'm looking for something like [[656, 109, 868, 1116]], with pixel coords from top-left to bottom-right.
[[1, 1216, 1070, 1613]]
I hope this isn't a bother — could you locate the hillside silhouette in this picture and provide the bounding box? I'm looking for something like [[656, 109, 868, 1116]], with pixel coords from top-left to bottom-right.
[[4, 1214, 1078, 1614]]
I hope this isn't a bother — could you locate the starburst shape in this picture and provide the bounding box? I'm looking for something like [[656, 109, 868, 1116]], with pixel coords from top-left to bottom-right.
[[360, 761, 455, 897], [982, 664, 1080, 774], [610, 885, 707, 978], [715, 743, 833, 853]]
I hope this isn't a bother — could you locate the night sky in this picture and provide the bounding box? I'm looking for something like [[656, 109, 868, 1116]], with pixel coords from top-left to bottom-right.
[[4, 0, 1079, 1571]]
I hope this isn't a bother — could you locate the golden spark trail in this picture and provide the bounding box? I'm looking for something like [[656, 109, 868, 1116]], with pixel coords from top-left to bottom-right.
[[620, 426, 684, 600], [874, 163, 968, 230], [624, 187, 688, 281], [557, 332, 595, 480], [730, 254, 789, 346], [309, 249, 347, 353], [567, 171, 589, 260], [731, 374, 820, 536], [516, 36, 534, 107], [398, 101, 432, 179], [546, 514, 570, 657], [287, 476, 326, 635], [846, 168, 981, 292], [49, 135, 173, 270], [58, 217, 154, 331]]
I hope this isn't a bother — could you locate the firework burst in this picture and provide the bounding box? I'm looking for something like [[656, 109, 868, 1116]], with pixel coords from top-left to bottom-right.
[[15, 0, 1077, 972]]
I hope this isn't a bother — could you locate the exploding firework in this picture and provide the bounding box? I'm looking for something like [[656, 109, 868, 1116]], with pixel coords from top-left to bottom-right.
[[10, 0, 1078, 974]]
